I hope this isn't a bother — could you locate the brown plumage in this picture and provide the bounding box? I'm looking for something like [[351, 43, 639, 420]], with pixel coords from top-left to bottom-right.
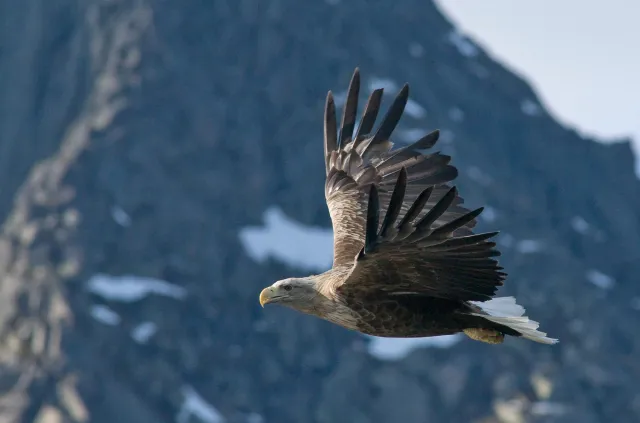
[[259, 68, 558, 345]]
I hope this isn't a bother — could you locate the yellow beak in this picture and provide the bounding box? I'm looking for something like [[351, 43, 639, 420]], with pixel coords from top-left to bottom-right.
[[259, 287, 274, 307]]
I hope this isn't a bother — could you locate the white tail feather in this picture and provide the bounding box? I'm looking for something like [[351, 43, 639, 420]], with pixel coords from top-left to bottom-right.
[[469, 297, 558, 345]]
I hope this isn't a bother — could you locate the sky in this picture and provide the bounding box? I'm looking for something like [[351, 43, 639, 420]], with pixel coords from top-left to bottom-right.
[[434, 0, 640, 174]]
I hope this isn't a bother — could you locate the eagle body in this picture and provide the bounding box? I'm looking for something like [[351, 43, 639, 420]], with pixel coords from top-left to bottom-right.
[[259, 69, 558, 346], [312, 266, 520, 340]]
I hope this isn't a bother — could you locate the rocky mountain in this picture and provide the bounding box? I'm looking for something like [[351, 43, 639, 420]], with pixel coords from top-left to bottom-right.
[[1, 0, 639, 422]]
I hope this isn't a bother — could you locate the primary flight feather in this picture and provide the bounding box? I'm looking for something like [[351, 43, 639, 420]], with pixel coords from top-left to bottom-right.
[[259, 68, 558, 345]]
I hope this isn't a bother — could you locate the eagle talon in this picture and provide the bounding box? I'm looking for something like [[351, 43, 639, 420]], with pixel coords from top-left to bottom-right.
[[463, 328, 504, 344]]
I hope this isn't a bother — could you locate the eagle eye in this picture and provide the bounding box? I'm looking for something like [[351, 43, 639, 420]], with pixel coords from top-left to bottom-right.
[[283, 284, 292, 291]]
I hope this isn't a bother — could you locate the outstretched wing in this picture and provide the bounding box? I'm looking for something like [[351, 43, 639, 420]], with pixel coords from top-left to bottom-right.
[[325, 68, 474, 268], [336, 167, 505, 302]]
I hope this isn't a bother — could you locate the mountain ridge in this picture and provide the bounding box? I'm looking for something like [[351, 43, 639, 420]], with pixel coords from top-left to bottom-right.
[[0, 0, 638, 422]]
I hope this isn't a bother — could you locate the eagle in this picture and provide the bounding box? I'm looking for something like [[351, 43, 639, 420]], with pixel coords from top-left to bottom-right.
[[259, 68, 557, 345]]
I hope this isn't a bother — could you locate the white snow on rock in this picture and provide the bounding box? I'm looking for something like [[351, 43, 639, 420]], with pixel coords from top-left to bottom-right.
[[366, 77, 426, 119], [439, 129, 455, 143], [521, 99, 542, 116], [176, 386, 224, 423], [515, 239, 543, 254], [447, 30, 479, 57], [90, 304, 121, 326], [110, 205, 132, 227], [368, 77, 398, 92], [246, 413, 264, 423], [448, 107, 464, 122], [367, 334, 462, 360], [405, 99, 427, 119], [87, 274, 187, 303], [131, 321, 158, 344], [570, 215, 590, 234], [239, 207, 334, 272], [530, 401, 568, 417], [470, 63, 490, 78], [586, 269, 615, 290], [397, 128, 428, 144], [479, 206, 497, 223], [409, 42, 424, 58], [332, 90, 348, 108], [466, 166, 493, 186], [498, 233, 514, 248]]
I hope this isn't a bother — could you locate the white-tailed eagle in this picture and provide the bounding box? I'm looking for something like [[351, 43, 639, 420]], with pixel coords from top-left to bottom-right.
[[259, 69, 557, 345]]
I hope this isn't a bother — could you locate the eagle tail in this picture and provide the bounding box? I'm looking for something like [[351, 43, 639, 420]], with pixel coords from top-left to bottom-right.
[[469, 297, 558, 345]]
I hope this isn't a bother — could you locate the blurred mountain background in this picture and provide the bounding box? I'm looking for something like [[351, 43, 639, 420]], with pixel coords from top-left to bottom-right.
[[1, 1, 639, 422]]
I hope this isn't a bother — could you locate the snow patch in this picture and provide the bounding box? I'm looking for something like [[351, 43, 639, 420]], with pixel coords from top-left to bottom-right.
[[396, 128, 427, 144], [239, 207, 333, 272], [498, 233, 514, 248], [367, 77, 426, 119], [87, 274, 187, 303], [521, 99, 542, 116], [111, 206, 131, 227], [515, 239, 543, 254], [470, 63, 490, 78], [570, 215, 590, 234], [368, 77, 398, 92], [332, 89, 349, 108], [448, 107, 464, 122], [228, 344, 243, 358], [447, 31, 479, 57], [439, 129, 455, 143], [586, 269, 615, 290], [409, 42, 424, 58], [466, 166, 492, 185], [530, 401, 568, 417], [367, 334, 462, 360], [405, 99, 427, 119], [131, 322, 158, 344], [246, 413, 264, 423], [90, 304, 121, 326], [479, 206, 497, 223], [332, 92, 345, 108], [177, 386, 224, 423]]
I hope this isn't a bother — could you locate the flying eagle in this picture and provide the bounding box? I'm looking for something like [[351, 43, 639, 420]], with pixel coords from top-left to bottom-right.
[[259, 69, 557, 345]]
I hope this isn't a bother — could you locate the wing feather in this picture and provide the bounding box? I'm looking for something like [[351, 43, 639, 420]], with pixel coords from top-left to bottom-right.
[[354, 88, 384, 142], [324, 69, 475, 267], [338, 68, 360, 148], [367, 84, 409, 150], [324, 92, 338, 175], [337, 169, 504, 302]]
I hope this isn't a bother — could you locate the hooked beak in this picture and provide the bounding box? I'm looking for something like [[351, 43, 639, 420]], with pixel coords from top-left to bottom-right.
[[259, 287, 279, 307]]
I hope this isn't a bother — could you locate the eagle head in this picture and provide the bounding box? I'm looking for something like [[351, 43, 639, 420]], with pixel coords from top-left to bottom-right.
[[259, 277, 321, 311]]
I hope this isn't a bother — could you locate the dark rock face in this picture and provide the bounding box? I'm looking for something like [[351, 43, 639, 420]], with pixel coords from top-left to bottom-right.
[[1, 0, 639, 422]]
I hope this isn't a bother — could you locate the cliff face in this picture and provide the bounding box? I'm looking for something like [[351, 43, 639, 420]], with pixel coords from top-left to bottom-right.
[[1, 1, 639, 422]]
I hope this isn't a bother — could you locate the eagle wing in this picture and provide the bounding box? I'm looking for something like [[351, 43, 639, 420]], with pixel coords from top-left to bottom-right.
[[325, 68, 475, 268], [335, 167, 505, 302]]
